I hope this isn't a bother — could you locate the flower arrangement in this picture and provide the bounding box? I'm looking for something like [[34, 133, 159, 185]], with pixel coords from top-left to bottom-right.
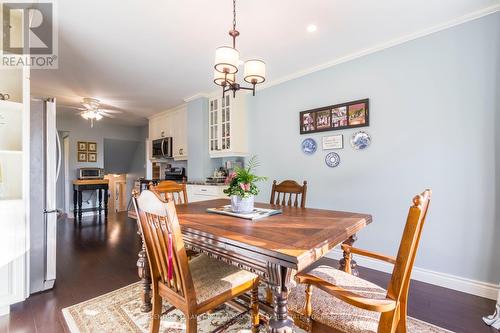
[[223, 156, 267, 199]]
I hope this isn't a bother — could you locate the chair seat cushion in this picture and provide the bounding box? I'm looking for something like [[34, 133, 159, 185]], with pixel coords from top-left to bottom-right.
[[288, 265, 387, 333], [190, 254, 258, 306]]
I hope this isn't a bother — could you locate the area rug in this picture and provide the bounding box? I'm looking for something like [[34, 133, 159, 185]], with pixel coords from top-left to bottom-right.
[[62, 282, 453, 333]]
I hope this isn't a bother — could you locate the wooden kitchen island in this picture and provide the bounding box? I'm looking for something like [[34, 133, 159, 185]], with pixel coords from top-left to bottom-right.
[[73, 179, 109, 222]]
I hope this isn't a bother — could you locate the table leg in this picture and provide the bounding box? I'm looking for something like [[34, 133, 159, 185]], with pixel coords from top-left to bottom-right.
[[77, 190, 83, 222], [338, 234, 359, 276], [267, 263, 294, 333], [137, 234, 152, 312], [73, 189, 77, 221], [104, 188, 109, 219], [98, 189, 102, 215]]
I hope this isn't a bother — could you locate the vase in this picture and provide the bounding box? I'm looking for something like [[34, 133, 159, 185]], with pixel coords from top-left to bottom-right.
[[230, 195, 255, 214]]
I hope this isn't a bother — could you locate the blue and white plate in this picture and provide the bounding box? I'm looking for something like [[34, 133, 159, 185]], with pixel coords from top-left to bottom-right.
[[325, 152, 340, 168], [350, 131, 371, 150], [301, 138, 317, 155]]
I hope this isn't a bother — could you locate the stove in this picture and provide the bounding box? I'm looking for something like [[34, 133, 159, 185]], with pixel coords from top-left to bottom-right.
[[165, 167, 186, 182]]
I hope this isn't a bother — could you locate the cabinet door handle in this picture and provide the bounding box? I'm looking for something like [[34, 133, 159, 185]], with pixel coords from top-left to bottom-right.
[[200, 189, 207, 192]]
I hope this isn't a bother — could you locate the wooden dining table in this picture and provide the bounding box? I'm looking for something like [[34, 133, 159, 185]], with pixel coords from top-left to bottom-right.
[[128, 198, 372, 332]]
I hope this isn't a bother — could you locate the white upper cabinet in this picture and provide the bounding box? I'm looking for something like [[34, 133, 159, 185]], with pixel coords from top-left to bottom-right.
[[172, 107, 188, 160], [209, 94, 247, 158], [148, 105, 188, 161]]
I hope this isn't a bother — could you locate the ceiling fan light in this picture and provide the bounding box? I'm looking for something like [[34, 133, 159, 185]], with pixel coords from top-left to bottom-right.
[[95, 113, 103, 120], [213, 70, 235, 86], [244, 59, 266, 84], [214, 46, 239, 74]]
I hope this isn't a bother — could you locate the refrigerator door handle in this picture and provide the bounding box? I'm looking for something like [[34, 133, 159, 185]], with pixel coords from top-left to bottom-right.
[[44, 208, 62, 215], [55, 130, 61, 181]]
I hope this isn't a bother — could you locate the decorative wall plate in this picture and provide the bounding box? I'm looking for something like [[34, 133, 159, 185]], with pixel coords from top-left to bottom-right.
[[350, 131, 371, 150], [325, 152, 340, 167], [301, 138, 317, 155]]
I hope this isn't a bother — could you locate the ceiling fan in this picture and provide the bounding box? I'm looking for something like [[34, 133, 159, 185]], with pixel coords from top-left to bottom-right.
[[66, 97, 123, 128]]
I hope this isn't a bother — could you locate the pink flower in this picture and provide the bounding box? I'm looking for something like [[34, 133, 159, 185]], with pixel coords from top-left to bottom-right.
[[240, 183, 251, 192], [224, 172, 237, 185]]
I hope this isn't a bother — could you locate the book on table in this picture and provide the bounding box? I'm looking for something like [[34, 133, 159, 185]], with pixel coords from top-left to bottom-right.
[[206, 205, 282, 220]]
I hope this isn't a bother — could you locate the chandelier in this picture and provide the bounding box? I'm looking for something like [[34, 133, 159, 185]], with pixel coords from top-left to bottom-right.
[[213, 0, 266, 98]]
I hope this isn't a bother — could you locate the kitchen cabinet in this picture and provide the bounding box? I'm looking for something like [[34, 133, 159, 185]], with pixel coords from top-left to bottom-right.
[[172, 107, 188, 160], [148, 105, 188, 161], [187, 184, 227, 203], [149, 112, 172, 140], [208, 94, 248, 158]]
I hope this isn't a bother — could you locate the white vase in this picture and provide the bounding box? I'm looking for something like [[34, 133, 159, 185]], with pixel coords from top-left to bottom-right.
[[230, 195, 255, 214]]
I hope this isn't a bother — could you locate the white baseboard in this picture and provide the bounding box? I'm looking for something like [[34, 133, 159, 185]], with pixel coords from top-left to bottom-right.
[[327, 249, 500, 300]]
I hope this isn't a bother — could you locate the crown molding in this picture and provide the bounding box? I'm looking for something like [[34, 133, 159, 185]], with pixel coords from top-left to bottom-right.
[[147, 102, 187, 120], [184, 4, 500, 101], [183, 93, 211, 103]]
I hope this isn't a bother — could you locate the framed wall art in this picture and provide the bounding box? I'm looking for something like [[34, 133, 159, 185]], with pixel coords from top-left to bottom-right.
[[299, 98, 369, 134], [77, 141, 87, 151], [78, 152, 87, 162], [322, 135, 343, 150], [88, 142, 97, 152], [88, 152, 97, 162]]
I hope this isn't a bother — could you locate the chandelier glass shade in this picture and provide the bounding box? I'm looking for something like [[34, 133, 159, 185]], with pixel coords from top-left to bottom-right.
[[214, 46, 240, 74], [213, 0, 265, 98], [244, 59, 266, 84]]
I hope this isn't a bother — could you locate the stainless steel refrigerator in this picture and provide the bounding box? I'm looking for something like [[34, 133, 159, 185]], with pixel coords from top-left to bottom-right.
[[29, 98, 60, 293]]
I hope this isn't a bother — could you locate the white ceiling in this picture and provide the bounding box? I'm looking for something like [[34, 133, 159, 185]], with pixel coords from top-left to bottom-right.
[[32, 0, 500, 126]]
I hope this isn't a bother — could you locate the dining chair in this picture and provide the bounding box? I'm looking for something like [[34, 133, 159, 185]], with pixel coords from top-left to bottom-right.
[[132, 190, 260, 333], [270, 180, 307, 208], [266, 179, 308, 304], [288, 189, 432, 333], [150, 180, 188, 205]]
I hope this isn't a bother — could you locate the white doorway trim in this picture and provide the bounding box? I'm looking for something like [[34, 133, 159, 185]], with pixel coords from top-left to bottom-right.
[[63, 135, 70, 216]]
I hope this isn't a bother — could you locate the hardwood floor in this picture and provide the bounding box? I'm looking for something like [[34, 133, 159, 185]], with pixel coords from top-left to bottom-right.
[[0, 212, 496, 333]]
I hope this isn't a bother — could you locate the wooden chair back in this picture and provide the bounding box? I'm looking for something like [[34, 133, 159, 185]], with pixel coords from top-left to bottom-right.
[[270, 180, 307, 208], [132, 190, 197, 308], [387, 189, 431, 302], [151, 180, 188, 205]]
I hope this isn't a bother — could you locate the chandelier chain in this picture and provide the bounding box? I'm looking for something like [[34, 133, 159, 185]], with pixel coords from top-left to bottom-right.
[[232, 0, 236, 30]]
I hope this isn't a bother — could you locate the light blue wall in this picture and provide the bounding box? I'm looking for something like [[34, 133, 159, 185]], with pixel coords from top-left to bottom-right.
[[247, 13, 500, 283]]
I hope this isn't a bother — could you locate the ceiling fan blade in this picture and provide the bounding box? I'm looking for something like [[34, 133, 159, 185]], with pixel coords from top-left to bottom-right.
[[59, 104, 83, 110], [100, 109, 122, 114], [101, 113, 116, 118]]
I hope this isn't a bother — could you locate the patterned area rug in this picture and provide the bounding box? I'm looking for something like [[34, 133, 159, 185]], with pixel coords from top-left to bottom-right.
[[62, 282, 453, 333]]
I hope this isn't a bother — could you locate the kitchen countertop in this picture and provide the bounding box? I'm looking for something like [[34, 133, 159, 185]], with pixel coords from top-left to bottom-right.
[[136, 179, 227, 186], [73, 179, 109, 185], [185, 181, 227, 186]]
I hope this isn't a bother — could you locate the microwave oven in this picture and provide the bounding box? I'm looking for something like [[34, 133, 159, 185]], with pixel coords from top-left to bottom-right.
[[152, 137, 173, 159], [78, 168, 104, 179]]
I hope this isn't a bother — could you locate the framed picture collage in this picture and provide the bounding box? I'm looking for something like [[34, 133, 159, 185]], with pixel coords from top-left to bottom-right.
[[299, 98, 371, 168], [77, 141, 97, 163], [300, 98, 369, 134]]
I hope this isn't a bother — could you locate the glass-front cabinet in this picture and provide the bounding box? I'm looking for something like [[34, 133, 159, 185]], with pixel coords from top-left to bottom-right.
[[208, 94, 248, 158]]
